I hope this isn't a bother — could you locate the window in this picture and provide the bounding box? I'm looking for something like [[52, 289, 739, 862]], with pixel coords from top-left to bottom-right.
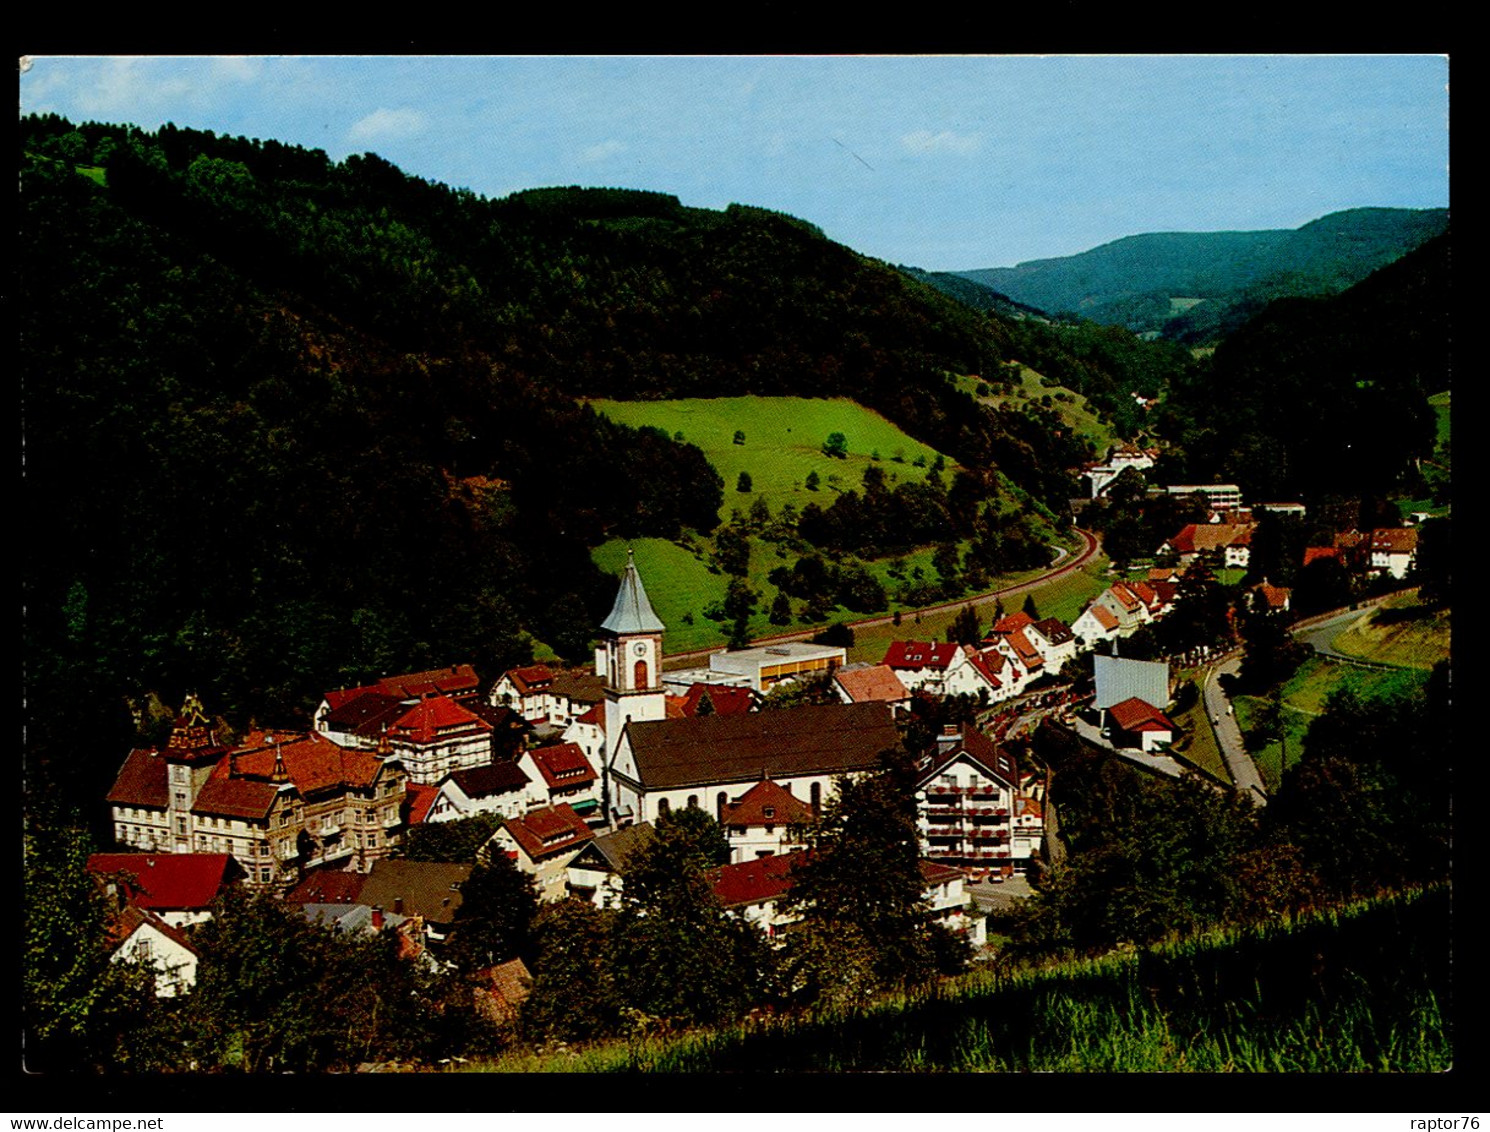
[[634, 659, 649, 689], [279, 811, 292, 828], [259, 867, 271, 883], [133, 938, 153, 960], [717, 792, 728, 821]]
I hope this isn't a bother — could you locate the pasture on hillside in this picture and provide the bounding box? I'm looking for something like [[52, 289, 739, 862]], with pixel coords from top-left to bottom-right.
[[954, 365, 1119, 457], [1234, 656, 1432, 790], [588, 396, 952, 513]]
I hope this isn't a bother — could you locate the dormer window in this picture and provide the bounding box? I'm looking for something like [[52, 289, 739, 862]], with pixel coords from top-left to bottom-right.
[[763, 806, 775, 819]]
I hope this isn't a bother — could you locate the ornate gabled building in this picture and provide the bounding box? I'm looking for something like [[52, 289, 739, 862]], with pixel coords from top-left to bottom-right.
[[106, 694, 410, 889]]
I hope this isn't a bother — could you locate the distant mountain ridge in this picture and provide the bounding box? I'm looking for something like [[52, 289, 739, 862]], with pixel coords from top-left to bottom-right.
[[952, 207, 1448, 343]]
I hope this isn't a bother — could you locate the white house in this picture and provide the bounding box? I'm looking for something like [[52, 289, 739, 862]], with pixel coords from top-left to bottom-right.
[[517, 742, 602, 821], [425, 762, 532, 824], [108, 905, 200, 997], [881, 640, 964, 696], [720, 779, 816, 863], [916, 726, 1026, 877], [565, 822, 655, 910], [489, 803, 595, 902], [1369, 528, 1419, 579]]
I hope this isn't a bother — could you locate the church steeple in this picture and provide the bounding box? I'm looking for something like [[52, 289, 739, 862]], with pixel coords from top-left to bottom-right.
[[600, 549, 666, 635], [598, 549, 668, 818]]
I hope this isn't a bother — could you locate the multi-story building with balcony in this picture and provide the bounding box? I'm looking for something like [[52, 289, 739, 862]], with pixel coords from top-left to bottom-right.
[[915, 726, 1037, 878]]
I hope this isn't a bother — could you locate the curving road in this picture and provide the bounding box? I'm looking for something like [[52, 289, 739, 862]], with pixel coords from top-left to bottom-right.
[[1203, 653, 1268, 806], [664, 527, 1102, 667]]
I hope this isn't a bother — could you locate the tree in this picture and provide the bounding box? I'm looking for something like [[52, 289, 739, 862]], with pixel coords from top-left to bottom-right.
[[444, 854, 540, 971], [610, 809, 768, 1026], [400, 812, 503, 862], [733, 429, 746, 445], [736, 470, 753, 492], [769, 591, 793, 626], [1022, 593, 1040, 621], [782, 750, 948, 1003], [23, 805, 163, 1072], [805, 470, 820, 491], [947, 604, 981, 645], [521, 900, 625, 1043], [822, 432, 848, 459]]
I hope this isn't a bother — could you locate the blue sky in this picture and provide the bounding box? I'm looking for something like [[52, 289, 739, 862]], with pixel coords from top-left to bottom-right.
[[20, 54, 1449, 269]]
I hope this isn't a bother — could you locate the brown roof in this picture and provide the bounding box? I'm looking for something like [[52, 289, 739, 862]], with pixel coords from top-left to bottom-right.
[[377, 664, 481, 701], [707, 851, 802, 908], [919, 728, 1017, 788], [322, 691, 407, 735], [1032, 618, 1074, 645], [359, 859, 473, 925], [500, 803, 594, 862], [833, 664, 910, 704], [548, 669, 606, 706], [474, 958, 532, 1024], [192, 775, 281, 820], [622, 703, 899, 791], [1371, 527, 1419, 554], [527, 743, 597, 790], [109, 903, 199, 956], [446, 761, 530, 798], [106, 749, 170, 809], [1090, 605, 1120, 631], [721, 780, 816, 828]]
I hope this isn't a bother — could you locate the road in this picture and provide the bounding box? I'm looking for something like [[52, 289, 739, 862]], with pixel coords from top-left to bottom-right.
[[664, 527, 1102, 667], [1203, 653, 1268, 806]]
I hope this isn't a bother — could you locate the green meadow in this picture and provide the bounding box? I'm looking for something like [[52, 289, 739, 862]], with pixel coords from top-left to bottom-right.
[[954, 365, 1119, 457], [1234, 656, 1432, 790], [1330, 592, 1451, 671], [590, 395, 951, 512]]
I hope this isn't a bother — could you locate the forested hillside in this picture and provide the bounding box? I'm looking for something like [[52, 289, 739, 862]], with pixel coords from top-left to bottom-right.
[[20, 116, 1098, 808], [1152, 230, 1451, 503], [955, 207, 1448, 342]]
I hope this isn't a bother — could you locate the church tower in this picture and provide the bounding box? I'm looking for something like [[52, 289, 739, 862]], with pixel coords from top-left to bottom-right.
[[597, 548, 667, 771]]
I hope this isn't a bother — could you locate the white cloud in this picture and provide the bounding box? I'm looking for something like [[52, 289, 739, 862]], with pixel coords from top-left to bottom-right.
[[347, 107, 428, 143], [901, 129, 981, 156], [210, 56, 264, 84], [578, 139, 626, 163]]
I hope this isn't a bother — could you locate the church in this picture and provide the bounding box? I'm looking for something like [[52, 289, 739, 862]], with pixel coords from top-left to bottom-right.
[[593, 551, 900, 827]]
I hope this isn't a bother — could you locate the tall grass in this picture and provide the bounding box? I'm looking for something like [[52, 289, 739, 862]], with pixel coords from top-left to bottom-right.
[[469, 887, 1450, 1073]]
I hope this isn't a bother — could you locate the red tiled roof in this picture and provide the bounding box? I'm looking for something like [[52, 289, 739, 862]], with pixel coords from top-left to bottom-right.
[[504, 665, 554, 695], [707, 851, 802, 908], [1303, 546, 1343, 566], [223, 731, 386, 796], [1371, 528, 1419, 554], [474, 958, 532, 1024], [682, 683, 757, 717], [834, 665, 910, 703], [378, 664, 480, 701], [403, 782, 439, 825], [920, 728, 1017, 788], [283, 869, 369, 906], [1016, 795, 1044, 820], [323, 691, 407, 735], [990, 611, 1035, 634], [1127, 580, 1158, 606], [573, 703, 603, 726], [106, 749, 170, 809], [1109, 584, 1143, 613], [1108, 697, 1177, 733], [109, 902, 199, 956], [88, 853, 237, 911], [919, 859, 963, 886], [721, 780, 816, 828], [388, 694, 492, 747], [527, 743, 597, 790], [1256, 583, 1291, 609], [501, 803, 594, 862], [961, 649, 1005, 689], [1003, 629, 1044, 667], [192, 775, 281, 820], [1089, 605, 1120, 631], [882, 641, 960, 670]]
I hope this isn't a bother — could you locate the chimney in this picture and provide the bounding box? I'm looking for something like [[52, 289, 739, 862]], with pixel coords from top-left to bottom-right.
[[371, 906, 384, 931], [393, 896, 404, 915]]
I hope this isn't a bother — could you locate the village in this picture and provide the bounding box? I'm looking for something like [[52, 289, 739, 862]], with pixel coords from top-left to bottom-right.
[[93, 462, 1427, 1018]]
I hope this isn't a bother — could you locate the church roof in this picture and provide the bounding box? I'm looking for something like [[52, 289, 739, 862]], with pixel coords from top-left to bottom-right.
[[600, 550, 665, 635]]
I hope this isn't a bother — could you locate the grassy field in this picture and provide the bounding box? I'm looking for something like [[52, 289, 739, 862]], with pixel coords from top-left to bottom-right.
[[590, 396, 951, 514], [1330, 592, 1450, 671], [954, 365, 1119, 457], [471, 887, 1449, 1073], [1166, 672, 1231, 784], [1234, 656, 1432, 790]]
